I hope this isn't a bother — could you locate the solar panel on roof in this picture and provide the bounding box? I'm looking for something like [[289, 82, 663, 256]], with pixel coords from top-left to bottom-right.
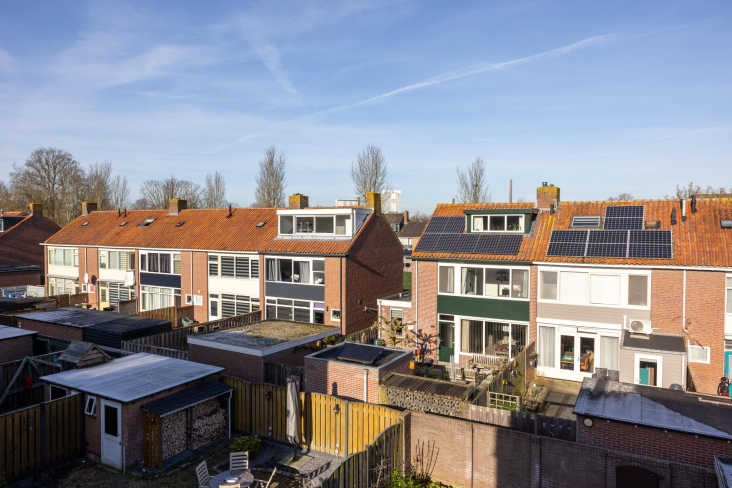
[[414, 234, 440, 252], [494, 235, 523, 255], [424, 216, 449, 234], [547, 242, 587, 257], [586, 244, 627, 258], [605, 206, 644, 218], [628, 244, 673, 259], [436, 233, 463, 253], [551, 230, 589, 243], [333, 343, 383, 365], [454, 233, 480, 254], [630, 230, 672, 245], [443, 217, 465, 233], [474, 234, 500, 254], [589, 230, 628, 244]]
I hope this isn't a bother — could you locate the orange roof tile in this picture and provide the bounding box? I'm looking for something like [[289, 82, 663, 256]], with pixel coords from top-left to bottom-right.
[[44, 207, 372, 255], [411, 199, 732, 268]]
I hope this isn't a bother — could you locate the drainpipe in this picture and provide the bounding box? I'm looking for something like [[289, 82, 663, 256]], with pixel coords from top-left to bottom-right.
[[682, 270, 688, 334], [415, 261, 419, 338], [363, 369, 369, 403], [228, 390, 233, 438]]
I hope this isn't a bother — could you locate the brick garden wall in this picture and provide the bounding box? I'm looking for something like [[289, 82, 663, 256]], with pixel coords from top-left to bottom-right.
[[188, 343, 263, 383], [406, 411, 716, 488], [578, 414, 732, 468], [0, 335, 34, 363], [414, 260, 438, 358], [17, 318, 83, 342]]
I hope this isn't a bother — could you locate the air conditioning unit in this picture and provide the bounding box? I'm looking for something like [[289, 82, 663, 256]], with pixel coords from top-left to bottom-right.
[[629, 319, 652, 335]]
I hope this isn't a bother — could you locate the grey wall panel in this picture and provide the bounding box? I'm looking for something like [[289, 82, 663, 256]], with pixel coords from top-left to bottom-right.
[[537, 302, 650, 326], [140, 272, 182, 289], [619, 347, 684, 388], [265, 282, 325, 302]]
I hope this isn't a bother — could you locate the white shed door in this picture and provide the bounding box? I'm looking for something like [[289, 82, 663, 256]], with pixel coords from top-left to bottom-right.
[[100, 399, 122, 469]]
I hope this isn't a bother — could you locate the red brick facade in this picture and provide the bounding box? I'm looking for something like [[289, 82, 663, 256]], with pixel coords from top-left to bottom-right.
[[189, 344, 263, 383], [303, 351, 412, 402], [578, 415, 732, 468], [0, 334, 34, 363], [414, 261, 438, 358], [0, 210, 60, 269], [0, 270, 42, 288], [651, 269, 727, 394]]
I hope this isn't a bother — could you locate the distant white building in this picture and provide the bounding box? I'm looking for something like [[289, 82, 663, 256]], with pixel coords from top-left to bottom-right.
[[335, 198, 361, 207], [381, 190, 401, 213]]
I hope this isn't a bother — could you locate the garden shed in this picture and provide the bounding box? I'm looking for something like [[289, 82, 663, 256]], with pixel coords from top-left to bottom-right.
[[58, 340, 110, 368], [40, 353, 225, 471], [0, 324, 37, 363]]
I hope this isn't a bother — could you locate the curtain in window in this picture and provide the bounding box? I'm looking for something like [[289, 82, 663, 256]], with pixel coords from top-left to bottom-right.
[[461, 268, 482, 295], [148, 253, 159, 272], [296, 261, 310, 283], [599, 336, 619, 370], [690, 346, 708, 362], [266, 259, 276, 281], [159, 254, 171, 273], [140, 254, 146, 271], [460, 320, 482, 354], [539, 326, 555, 368]]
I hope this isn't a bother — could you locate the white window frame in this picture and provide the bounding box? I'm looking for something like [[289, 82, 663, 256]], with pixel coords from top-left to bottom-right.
[[471, 214, 525, 233], [537, 266, 651, 310], [140, 286, 179, 312], [264, 255, 326, 286], [139, 251, 181, 275], [437, 263, 530, 301], [279, 213, 353, 236], [453, 313, 530, 361], [688, 343, 710, 364], [48, 247, 78, 268], [726, 274, 732, 316], [390, 309, 404, 338], [208, 253, 259, 280], [331, 309, 341, 321], [634, 353, 663, 387], [84, 395, 97, 416]]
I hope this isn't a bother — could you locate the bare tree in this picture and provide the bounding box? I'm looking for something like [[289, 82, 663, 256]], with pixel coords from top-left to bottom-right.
[[456, 157, 491, 204], [351, 145, 390, 199], [10, 147, 86, 225], [673, 182, 729, 199], [109, 175, 130, 210], [202, 171, 228, 208], [608, 193, 634, 201], [86, 161, 113, 210], [253, 146, 287, 208], [409, 210, 431, 221], [139, 176, 202, 209]]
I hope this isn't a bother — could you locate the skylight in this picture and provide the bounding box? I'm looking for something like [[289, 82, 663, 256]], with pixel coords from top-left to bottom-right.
[[119, 222, 127, 226], [137, 218, 156, 228], [175, 222, 185, 227], [82, 222, 89, 226], [256, 222, 266, 228], [571, 215, 601, 228]]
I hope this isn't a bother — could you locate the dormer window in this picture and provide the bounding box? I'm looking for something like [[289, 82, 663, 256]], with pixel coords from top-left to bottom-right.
[[472, 215, 524, 233], [279, 214, 352, 236], [138, 218, 155, 228]]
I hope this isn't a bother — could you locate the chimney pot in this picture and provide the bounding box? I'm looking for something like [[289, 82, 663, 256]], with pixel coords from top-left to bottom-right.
[[168, 199, 187, 216], [82, 202, 97, 216], [365, 192, 381, 217], [28, 203, 43, 217], [288, 194, 309, 209], [403, 210, 409, 223]]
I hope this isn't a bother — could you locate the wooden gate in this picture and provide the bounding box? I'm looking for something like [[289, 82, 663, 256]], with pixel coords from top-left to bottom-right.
[[300, 392, 346, 456]]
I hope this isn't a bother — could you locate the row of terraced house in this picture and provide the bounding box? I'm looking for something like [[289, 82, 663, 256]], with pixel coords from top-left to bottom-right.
[[378, 183, 732, 395], [40, 184, 732, 395]]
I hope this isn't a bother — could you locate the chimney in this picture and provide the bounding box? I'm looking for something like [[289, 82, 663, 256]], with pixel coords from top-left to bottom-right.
[[537, 183, 560, 211], [28, 203, 43, 217], [403, 210, 409, 223], [168, 198, 187, 216], [288, 193, 309, 209], [509, 179, 513, 204], [81, 201, 97, 216], [365, 192, 381, 216]]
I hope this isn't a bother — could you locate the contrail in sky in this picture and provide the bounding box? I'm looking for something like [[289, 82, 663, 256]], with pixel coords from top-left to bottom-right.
[[204, 34, 618, 154]]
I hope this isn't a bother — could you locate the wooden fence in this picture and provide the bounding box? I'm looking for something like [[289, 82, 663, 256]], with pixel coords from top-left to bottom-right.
[[222, 376, 400, 457], [487, 341, 535, 395], [343, 327, 379, 345], [262, 362, 304, 387], [320, 421, 402, 488], [120, 342, 188, 360], [125, 311, 261, 351], [135, 305, 195, 328], [0, 394, 83, 480], [0, 353, 73, 414], [468, 404, 576, 442]]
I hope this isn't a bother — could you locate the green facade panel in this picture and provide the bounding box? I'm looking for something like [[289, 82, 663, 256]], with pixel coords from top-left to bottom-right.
[[437, 295, 530, 322]]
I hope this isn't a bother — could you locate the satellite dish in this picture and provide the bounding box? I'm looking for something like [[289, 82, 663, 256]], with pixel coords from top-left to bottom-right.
[[84, 273, 89, 283]]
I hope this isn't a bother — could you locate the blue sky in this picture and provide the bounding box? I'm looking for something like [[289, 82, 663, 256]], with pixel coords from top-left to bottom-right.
[[0, 1, 730, 212]]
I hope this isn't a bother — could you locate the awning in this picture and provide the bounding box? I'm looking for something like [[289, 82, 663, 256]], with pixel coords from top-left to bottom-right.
[[141, 380, 232, 416]]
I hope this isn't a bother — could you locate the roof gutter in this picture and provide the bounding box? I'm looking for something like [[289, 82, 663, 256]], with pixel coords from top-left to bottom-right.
[[41, 243, 348, 257], [411, 257, 533, 265], [534, 261, 732, 272]]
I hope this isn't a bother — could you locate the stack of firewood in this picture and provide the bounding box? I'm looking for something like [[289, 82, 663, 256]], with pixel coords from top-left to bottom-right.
[[192, 399, 226, 450], [162, 410, 188, 460]]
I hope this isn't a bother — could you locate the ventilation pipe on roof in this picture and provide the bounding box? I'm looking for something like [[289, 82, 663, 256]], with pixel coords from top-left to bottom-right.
[[691, 195, 698, 214], [124, 209, 127, 217], [118, 208, 121, 217], [681, 198, 687, 222], [228, 205, 232, 218], [363, 369, 369, 403], [671, 207, 677, 226]]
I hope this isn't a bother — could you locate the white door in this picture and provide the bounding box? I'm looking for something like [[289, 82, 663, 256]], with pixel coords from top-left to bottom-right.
[[100, 399, 122, 469]]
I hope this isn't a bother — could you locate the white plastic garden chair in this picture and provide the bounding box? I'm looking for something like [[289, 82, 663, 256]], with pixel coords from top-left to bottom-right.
[[230, 451, 249, 476], [196, 461, 211, 488]]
